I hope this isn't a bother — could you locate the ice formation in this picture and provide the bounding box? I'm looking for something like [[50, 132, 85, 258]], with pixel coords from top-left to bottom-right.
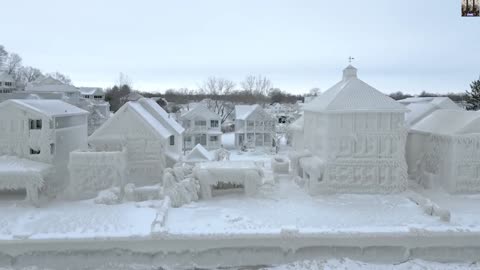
[[296, 65, 409, 194]]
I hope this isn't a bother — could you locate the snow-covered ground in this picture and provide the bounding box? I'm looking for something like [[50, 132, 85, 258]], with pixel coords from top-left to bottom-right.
[[0, 198, 157, 240]]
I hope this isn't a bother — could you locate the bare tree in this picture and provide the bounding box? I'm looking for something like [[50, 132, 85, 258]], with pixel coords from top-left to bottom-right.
[[46, 72, 72, 85], [240, 74, 272, 96], [20, 66, 43, 83], [5, 53, 22, 77], [116, 72, 132, 88], [309, 87, 321, 96], [0, 45, 7, 70], [200, 77, 235, 95]]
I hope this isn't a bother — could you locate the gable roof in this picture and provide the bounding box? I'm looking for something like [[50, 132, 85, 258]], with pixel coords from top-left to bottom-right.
[[400, 97, 463, 127], [138, 98, 184, 135], [181, 103, 220, 120], [89, 100, 172, 142], [235, 105, 262, 120], [25, 76, 78, 93], [0, 99, 88, 117], [304, 65, 407, 113], [411, 109, 480, 135], [185, 144, 214, 162]]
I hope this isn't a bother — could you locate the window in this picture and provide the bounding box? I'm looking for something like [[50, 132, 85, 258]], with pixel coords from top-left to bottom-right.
[[185, 136, 191, 142], [0, 82, 2, 86], [183, 120, 191, 128], [195, 120, 206, 127], [84, 95, 90, 98], [50, 143, 55, 155], [210, 135, 218, 142], [210, 120, 219, 128], [5, 82, 12, 87], [94, 95, 103, 99], [169, 135, 175, 146], [29, 119, 42, 130], [30, 148, 40, 155]]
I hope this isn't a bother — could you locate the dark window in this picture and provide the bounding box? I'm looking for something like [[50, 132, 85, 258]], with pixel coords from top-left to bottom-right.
[[94, 95, 102, 99], [50, 143, 55, 155], [210, 135, 218, 142], [210, 120, 219, 128], [169, 135, 175, 146], [30, 148, 40, 155], [29, 119, 42, 130]]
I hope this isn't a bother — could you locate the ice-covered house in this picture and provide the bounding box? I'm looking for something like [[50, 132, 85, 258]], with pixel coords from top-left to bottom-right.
[[287, 115, 304, 151], [179, 104, 222, 150], [234, 105, 276, 149], [0, 72, 16, 93], [78, 87, 105, 101], [0, 99, 89, 202], [88, 98, 184, 186], [297, 65, 409, 194], [407, 109, 480, 193], [398, 97, 462, 127]]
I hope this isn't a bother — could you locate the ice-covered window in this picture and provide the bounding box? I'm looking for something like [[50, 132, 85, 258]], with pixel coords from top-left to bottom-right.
[[195, 120, 206, 127], [210, 120, 219, 128], [247, 121, 254, 127], [84, 95, 90, 98], [55, 115, 85, 129], [185, 136, 191, 142], [0, 82, 2, 86], [5, 82, 12, 87], [29, 119, 42, 130], [169, 135, 175, 146], [30, 148, 40, 155], [210, 135, 218, 142]]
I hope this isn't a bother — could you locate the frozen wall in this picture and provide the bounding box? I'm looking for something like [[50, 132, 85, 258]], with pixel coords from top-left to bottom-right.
[[302, 112, 408, 194], [67, 149, 127, 200]]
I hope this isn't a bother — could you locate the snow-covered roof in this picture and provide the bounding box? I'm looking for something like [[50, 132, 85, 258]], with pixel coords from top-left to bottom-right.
[[181, 103, 221, 120], [0, 99, 89, 117], [25, 76, 78, 93], [185, 144, 214, 162], [304, 65, 407, 113], [138, 98, 184, 135], [128, 102, 172, 139], [235, 105, 259, 120], [411, 109, 480, 135], [78, 87, 104, 96], [400, 97, 463, 127], [399, 96, 460, 110], [0, 72, 14, 82]]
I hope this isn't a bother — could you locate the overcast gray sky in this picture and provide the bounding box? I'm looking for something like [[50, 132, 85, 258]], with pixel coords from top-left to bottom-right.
[[3, 0, 479, 94]]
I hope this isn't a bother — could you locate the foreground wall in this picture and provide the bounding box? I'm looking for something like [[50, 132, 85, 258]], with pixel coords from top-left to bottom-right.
[[67, 149, 127, 199]]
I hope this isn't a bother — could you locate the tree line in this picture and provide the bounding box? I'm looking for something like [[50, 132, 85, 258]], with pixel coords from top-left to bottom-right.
[[0, 45, 71, 89]]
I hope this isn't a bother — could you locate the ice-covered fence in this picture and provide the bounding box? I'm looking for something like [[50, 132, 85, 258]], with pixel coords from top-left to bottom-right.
[[193, 161, 263, 199], [67, 149, 127, 200]]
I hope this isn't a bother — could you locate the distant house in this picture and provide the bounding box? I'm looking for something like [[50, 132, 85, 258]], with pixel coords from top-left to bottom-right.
[[0, 99, 89, 199], [234, 105, 276, 149], [398, 97, 463, 127], [407, 109, 480, 193], [0, 72, 16, 93], [78, 87, 105, 101], [88, 98, 184, 186], [179, 104, 222, 150]]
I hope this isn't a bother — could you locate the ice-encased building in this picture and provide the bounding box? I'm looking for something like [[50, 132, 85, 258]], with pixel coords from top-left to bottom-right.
[[87, 98, 184, 186], [296, 65, 409, 194]]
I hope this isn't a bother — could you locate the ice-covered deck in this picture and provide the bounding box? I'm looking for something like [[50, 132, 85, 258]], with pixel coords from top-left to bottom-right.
[[0, 156, 52, 206]]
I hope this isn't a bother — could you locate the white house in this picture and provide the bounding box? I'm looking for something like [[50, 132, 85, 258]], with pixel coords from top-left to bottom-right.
[[297, 65, 409, 194], [78, 87, 105, 101], [287, 115, 304, 151], [180, 104, 222, 150], [0, 99, 89, 200], [0, 72, 16, 93], [23, 76, 110, 135], [398, 97, 462, 127], [407, 109, 480, 193], [234, 105, 276, 149], [88, 97, 184, 186]]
